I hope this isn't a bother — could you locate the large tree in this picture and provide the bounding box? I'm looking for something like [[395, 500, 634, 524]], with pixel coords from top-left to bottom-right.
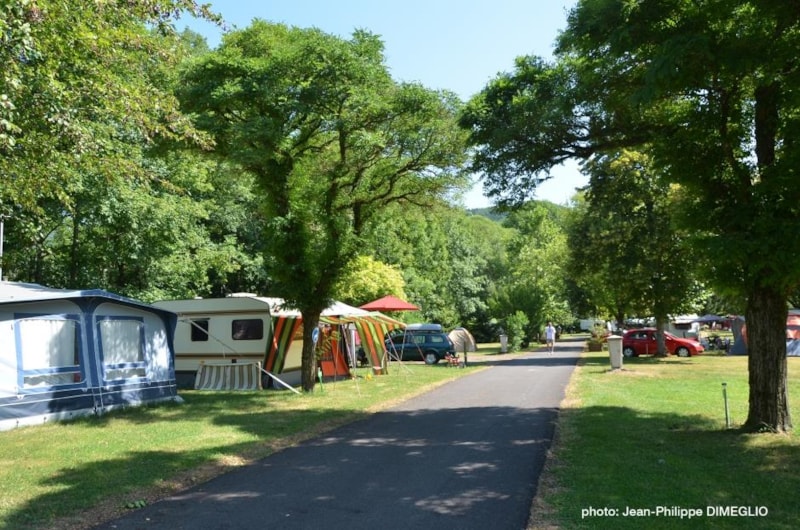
[[494, 202, 571, 339], [178, 21, 468, 390], [1, 1, 217, 206], [0, 1, 221, 293], [567, 150, 700, 351], [461, 0, 800, 431]]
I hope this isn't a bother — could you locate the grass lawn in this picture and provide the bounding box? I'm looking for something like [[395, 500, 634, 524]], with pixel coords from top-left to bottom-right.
[[533, 350, 800, 530], [0, 360, 488, 530], [5, 341, 798, 530]]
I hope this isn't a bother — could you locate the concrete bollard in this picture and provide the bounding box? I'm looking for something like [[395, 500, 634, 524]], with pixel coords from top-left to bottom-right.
[[607, 335, 623, 370]]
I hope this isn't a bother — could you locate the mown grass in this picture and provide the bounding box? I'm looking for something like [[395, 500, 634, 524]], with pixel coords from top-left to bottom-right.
[[536, 351, 800, 530], [0, 362, 483, 530], [10, 342, 795, 530]]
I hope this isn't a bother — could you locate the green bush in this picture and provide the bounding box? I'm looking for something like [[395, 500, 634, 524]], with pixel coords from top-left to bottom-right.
[[504, 311, 529, 352]]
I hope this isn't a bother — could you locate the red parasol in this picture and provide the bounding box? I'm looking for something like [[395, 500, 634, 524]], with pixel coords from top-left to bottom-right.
[[359, 295, 420, 312]]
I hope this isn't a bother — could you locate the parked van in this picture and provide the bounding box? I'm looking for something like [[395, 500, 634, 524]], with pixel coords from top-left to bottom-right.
[[384, 324, 455, 364]]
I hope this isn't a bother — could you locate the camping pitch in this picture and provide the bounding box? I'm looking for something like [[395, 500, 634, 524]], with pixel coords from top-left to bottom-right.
[[154, 295, 404, 390], [0, 282, 181, 431]]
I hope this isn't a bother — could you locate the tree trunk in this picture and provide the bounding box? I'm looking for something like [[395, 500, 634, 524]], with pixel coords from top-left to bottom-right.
[[654, 314, 668, 357], [743, 287, 792, 432], [300, 311, 321, 392], [614, 308, 625, 333], [69, 203, 81, 286]]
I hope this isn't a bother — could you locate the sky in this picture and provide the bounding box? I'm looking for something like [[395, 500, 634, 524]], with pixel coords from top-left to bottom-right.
[[180, 0, 585, 208]]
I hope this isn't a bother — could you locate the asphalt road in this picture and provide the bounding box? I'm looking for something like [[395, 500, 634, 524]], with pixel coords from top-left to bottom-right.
[[94, 338, 582, 530]]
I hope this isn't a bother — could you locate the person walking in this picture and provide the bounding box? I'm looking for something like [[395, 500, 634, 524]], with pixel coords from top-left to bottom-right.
[[545, 321, 557, 354]]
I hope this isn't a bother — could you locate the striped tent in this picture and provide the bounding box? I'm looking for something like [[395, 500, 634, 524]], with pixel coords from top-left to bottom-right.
[[263, 301, 375, 375], [264, 314, 303, 375], [263, 310, 404, 377], [334, 312, 405, 373]]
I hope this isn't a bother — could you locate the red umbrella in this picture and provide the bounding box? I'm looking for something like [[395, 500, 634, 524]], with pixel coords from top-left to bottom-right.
[[359, 295, 419, 312]]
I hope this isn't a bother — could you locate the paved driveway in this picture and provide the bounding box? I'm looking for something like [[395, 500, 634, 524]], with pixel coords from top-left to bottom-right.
[[93, 338, 582, 530]]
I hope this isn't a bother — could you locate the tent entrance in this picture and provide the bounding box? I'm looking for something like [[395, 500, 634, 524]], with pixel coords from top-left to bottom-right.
[[317, 324, 350, 377]]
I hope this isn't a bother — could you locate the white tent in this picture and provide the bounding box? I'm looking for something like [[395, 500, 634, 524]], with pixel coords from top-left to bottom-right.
[[449, 327, 477, 353]]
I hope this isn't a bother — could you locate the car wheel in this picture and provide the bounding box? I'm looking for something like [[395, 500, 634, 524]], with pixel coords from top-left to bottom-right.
[[622, 346, 637, 358], [424, 351, 439, 365], [676, 346, 691, 357]]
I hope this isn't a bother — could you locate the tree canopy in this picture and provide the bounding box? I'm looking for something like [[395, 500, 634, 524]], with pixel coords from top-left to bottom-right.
[[566, 149, 701, 352], [177, 21, 470, 389], [462, 0, 800, 431], [1, 3, 574, 366], [0, 1, 226, 297]]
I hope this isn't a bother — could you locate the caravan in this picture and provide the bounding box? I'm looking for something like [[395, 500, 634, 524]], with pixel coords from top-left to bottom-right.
[[152, 296, 286, 389], [153, 295, 404, 390], [0, 282, 180, 431]]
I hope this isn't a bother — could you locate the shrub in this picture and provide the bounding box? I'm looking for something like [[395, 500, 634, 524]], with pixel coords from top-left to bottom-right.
[[586, 337, 604, 351], [505, 311, 530, 352]]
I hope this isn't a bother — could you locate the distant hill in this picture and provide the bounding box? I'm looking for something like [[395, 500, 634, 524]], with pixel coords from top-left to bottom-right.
[[467, 199, 571, 223], [466, 207, 506, 222]]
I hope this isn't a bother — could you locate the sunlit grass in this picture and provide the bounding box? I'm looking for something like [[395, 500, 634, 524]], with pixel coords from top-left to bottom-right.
[[535, 351, 800, 530], [0, 362, 480, 530]]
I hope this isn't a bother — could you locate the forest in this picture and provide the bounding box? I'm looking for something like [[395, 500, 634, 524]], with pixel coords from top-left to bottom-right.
[[0, 3, 578, 350]]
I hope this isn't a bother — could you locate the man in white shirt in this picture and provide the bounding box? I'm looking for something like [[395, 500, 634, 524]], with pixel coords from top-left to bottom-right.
[[545, 322, 556, 355]]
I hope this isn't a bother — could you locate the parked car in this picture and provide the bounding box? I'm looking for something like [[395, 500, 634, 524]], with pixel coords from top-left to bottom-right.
[[384, 324, 456, 364], [622, 328, 704, 357]]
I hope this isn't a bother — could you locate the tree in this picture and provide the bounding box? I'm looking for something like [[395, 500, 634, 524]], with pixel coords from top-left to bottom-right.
[[492, 202, 571, 340], [567, 150, 700, 353], [0, 2, 225, 293], [0, 0, 36, 151], [457, 212, 512, 341], [359, 203, 500, 330], [462, 1, 800, 432], [1, 1, 218, 207], [178, 21, 469, 390], [332, 255, 406, 307], [504, 310, 529, 352], [0, 4, 233, 300]]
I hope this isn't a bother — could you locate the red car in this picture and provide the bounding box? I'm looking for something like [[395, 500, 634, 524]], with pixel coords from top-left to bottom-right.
[[622, 328, 704, 357]]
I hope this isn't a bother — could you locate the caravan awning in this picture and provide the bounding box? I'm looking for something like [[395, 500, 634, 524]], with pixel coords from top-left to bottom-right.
[[322, 312, 406, 369], [264, 307, 405, 374]]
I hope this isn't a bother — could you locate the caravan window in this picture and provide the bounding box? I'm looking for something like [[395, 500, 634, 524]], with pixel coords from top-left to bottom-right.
[[98, 318, 146, 380], [232, 319, 263, 340], [17, 316, 83, 387], [190, 319, 210, 341]]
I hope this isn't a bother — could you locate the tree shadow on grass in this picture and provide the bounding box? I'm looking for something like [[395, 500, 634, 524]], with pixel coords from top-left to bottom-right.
[[545, 404, 800, 529], [5, 405, 372, 530]]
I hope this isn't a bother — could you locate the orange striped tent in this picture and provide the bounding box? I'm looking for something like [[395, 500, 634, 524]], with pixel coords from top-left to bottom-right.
[[263, 300, 365, 377], [335, 312, 405, 372], [264, 311, 404, 378], [264, 314, 303, 376]]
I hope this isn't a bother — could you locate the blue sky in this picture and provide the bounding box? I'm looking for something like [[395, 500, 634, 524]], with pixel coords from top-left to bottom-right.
[[180, 1, 585, 207]]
